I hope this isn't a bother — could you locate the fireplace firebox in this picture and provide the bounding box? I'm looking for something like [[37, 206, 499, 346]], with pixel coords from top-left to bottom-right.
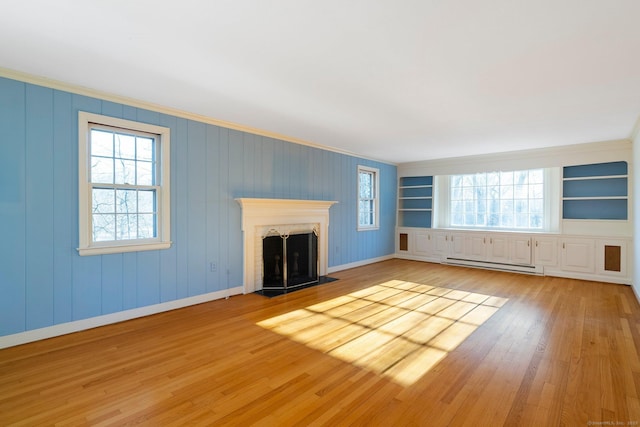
[[262, 230, 318, 290]]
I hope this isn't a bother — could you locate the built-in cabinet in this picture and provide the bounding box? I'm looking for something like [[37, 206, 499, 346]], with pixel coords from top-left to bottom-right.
[[397, 228, 631, 284]]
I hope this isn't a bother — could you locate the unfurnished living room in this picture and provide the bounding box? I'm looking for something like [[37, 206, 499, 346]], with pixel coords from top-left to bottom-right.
[[1, 1, 640, 426]]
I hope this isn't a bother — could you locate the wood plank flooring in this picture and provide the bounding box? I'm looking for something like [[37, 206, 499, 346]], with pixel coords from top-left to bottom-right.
[[2, 259, 640, 426]]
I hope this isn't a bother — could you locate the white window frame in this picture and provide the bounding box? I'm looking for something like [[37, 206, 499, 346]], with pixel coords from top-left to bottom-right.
[[357, 165, 380, 231], [78, 112, 171, 256], [434, 168, 560, 232]]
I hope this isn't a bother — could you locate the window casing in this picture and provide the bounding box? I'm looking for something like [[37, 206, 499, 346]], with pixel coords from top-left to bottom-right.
[[434, 168, 559, 232], [358, 165, 380, 230], [78, 112, 171, 255]]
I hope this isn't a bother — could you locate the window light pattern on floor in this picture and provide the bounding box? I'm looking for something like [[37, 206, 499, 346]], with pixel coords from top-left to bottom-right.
[[257, 280, 508, 386]]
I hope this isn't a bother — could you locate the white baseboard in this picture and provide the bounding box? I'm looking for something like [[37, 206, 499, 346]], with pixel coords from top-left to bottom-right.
[[327, 254, 395, 274], [0, 286, 243, 350]]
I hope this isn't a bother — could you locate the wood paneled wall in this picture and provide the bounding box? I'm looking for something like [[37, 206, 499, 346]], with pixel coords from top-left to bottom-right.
[[0, 77, 397, 337]]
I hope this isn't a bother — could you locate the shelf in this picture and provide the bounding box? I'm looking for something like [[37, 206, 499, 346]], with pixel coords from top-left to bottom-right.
[[398, 176, 433, 228], [561, 161, 628, 221], [563, 196, 627, 201], [563, 161, 628, 178], [563, 175, 628, 181]]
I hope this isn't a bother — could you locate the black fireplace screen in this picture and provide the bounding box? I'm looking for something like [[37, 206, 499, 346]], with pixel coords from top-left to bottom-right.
[[262, 231, 318, 290]]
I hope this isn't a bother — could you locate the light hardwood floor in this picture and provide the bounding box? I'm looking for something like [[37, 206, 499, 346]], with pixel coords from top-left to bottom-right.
[[2, 259, 640, 426]]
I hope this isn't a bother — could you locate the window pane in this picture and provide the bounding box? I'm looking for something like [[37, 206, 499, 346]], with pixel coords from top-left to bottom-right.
[[530, 184, 543, 199], [529, 169, 544, 183], [116, 189, 137, 214], [138, 214, 156, 238], [92, 188, 115, 214], [500, 172, 513, 185], [93, 213, 115, 242], [136, 137, 154, 161], [516, 214, 529, 228], [515, 170, 528, 185], [91, 130, 113, 157], [138, 190, 156, 213], [359, 172, 372, 198], [500, 186, 513, 199], [137, 161, 154, 186], [515, 200, 528, 214], [451, 187, 462, 200], [117, 214, 136, 240], [464, 214, 475, 226], [114, 133, 136, 160], [530, 199, 543, 214], [500, 213, 513, 227], [514, 185, 528, 199], [91, 157, 114, 184], [115, 159, 136, 185]]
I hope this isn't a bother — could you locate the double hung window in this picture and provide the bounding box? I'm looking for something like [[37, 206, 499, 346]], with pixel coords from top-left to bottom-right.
[[358, 166, 380, 230], [78, 112, 171, 255]]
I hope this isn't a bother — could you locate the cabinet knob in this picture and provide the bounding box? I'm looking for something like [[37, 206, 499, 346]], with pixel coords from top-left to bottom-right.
[[536, 241, 538, 247], [528, 240, 530, 247]]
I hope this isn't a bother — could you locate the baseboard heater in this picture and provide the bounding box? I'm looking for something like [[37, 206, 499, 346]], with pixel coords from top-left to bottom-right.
[[443, 257, 543, 275]]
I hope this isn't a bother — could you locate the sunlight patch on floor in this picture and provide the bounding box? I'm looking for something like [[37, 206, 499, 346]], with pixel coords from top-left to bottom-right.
[[257, 280, 508, 386]]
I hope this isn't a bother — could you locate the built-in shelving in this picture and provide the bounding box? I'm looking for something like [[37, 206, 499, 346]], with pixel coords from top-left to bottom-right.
[[562, 161, 628, 220], [398, 176, 433, 227]]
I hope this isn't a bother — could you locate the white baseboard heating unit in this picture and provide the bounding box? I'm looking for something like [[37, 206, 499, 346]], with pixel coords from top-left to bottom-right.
[[443, 257, 543, 275]]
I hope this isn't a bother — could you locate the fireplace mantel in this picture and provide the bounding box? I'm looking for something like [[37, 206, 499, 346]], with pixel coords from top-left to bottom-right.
[[236, 198, 338, 293]]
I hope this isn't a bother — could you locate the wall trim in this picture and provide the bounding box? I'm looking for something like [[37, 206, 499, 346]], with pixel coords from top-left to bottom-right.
[[0, 66, 396, 166], [327, 254, 395, 274], [0, 286, 243, 350]]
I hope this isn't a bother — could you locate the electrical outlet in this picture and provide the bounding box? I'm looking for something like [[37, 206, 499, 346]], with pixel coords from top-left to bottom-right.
[[210, 262, 217, 272]]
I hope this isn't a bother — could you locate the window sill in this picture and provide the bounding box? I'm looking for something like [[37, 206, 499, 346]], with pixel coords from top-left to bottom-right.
[[78, 241, 172, 256], [357, 226, 380, 232]]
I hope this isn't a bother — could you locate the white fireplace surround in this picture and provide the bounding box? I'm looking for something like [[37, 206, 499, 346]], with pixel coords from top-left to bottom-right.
[[236, 198, 338, 293]]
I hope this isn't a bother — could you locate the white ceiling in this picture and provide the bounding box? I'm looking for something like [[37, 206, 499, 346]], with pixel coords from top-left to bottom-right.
[[2, 1, 640, 164]]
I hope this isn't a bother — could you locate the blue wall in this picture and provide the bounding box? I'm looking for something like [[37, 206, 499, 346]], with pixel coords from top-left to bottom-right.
[[0, 77, 397, 337]]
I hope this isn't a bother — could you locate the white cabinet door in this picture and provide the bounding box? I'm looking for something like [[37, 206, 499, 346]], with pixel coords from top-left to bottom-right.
[[487, 234, 510, 263], [534, 237, 558, 266], [467, 234, 487, 260], [432, 231, 450, 257], [561, 238, 595, 273], [414, 230, 433, 256], [449, 232, 466, 258], [511, 236, 532, 265]]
